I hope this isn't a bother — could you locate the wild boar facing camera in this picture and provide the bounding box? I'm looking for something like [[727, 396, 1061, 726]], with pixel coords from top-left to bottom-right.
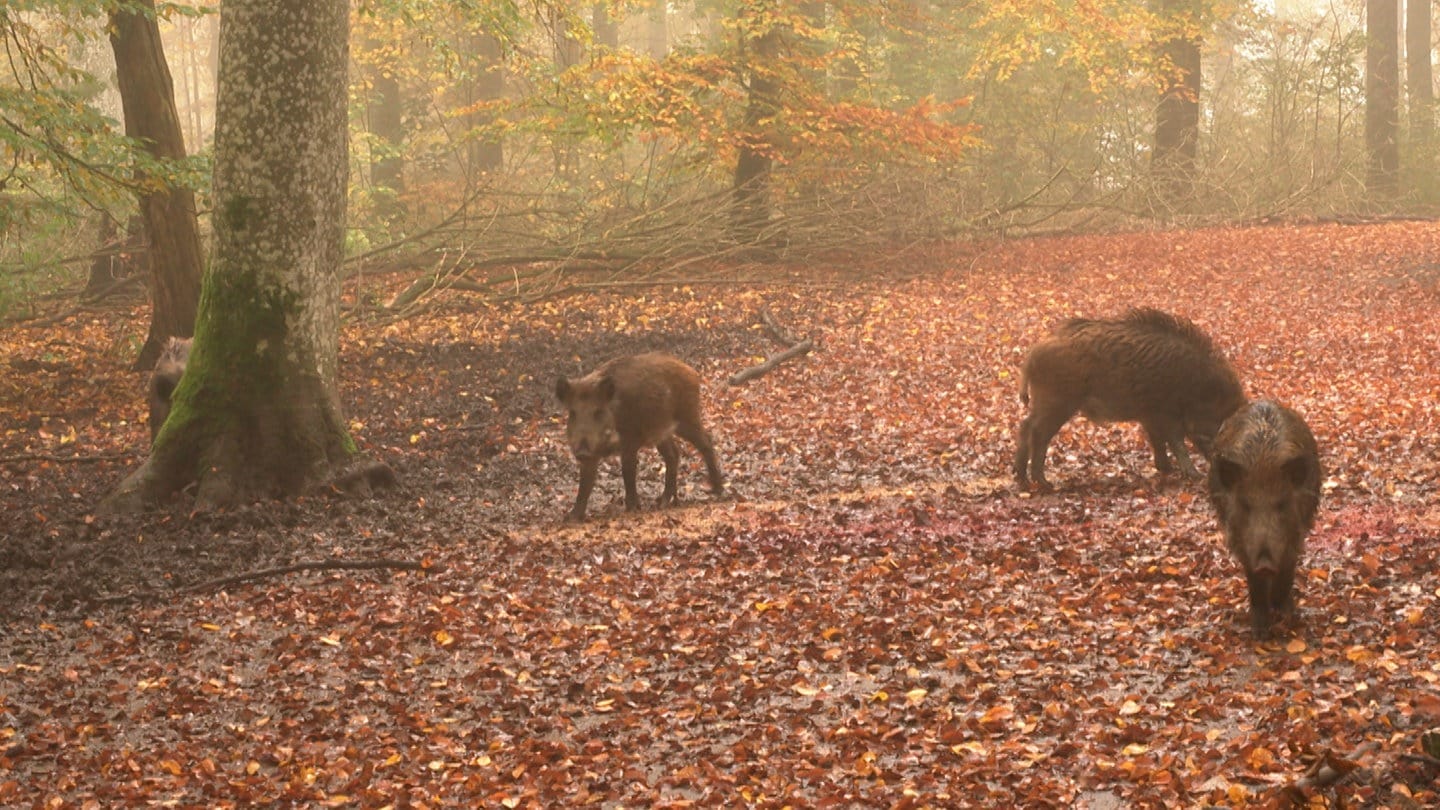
[[555, 352, 725, 522], [1208, 399, 1322, 638]]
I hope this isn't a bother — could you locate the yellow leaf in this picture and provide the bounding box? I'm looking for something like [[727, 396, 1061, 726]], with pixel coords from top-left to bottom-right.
[[793, 682, 820, 696], [1285, 639, 1307, 653], [905, 688, 928, 706]]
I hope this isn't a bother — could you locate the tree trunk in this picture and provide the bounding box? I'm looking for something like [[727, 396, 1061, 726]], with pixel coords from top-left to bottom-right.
[[731, 8, 781, 242], [365, 34, 405, 221], [103, 0, 353, 512], [1365, 0, 1400, 199], [1153, 0, 1202, 211], [593, 4, 619, 50], [469, 31, 505, 174], [108, 0, 204, 369], [1405, 0, 1433, 184], [646, 4, 669, 59]]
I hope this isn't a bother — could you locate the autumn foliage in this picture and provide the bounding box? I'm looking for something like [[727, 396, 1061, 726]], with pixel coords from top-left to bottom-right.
[[2, 222, 1440, 806]]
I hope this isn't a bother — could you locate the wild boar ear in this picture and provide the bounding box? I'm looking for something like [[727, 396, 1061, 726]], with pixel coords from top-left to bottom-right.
[[555, 377, 571, 404], [1282, 456, 1311, 487], [597, 375, 616, 401], [1213, 457, 1244, 490]]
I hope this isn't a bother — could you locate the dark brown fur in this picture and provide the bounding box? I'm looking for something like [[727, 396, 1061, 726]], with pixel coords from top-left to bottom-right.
[[148, 337, 192, 442], [555, 352, 724, 522], [1207, 400, 1321, 638], [1014, 308, 1245, 489]]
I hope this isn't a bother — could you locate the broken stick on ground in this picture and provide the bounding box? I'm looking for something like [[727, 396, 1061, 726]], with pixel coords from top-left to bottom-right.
[[729, 308, 815, 386]]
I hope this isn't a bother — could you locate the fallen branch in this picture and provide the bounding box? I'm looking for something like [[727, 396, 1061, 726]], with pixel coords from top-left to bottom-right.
[[90, 558, 442, 606], [177, 558, 438, 594], [729, 338, 814, 386], [0, 451, 137, 465], [1268, 743, 1375, 807], [730, 307, 816, 385]]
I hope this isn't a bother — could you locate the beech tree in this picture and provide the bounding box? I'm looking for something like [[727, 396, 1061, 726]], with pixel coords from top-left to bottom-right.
[[104, 0, 355, 511], [1153, 0, 1202, 209], [1365, 0, 1399, 198]]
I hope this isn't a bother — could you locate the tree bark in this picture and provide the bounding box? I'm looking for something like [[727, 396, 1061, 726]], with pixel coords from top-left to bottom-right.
[[646, 3, 669, 59], [1365, 0, 1400, 198], [469, 30, 505, 174], [108, 0, 204, 369], [364, 34, 405, 221], [103, 0, 353, 512], [593, 4, 620, 50], [1405, 0, 1433, 181], [731, 6, 782, 241], [1153, 0, 1202, 211]]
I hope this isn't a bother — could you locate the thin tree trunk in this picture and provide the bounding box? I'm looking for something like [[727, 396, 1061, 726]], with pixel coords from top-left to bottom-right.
[[1365, 0, 1400, 198], [365, 34, 405, 221], [108, 0, 204, 369], [469, 31, 504, 174], [1405, 0, 1433, 183], [104, 0, 353, 512]]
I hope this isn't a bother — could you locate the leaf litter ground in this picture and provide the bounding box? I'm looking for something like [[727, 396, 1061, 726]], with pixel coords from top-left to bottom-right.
[[2, 222, 1439, 807]]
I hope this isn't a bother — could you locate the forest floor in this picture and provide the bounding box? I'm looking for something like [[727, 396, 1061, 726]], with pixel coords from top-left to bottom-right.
[[2, 222, 1439, 807]]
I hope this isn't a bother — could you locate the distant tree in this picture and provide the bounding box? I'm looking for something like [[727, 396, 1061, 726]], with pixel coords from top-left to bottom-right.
[[361, 29, 405, 222], [469, 30, 506, 174], [593, 3, 619, 50], [108, 0, 204, 368], [1153, 0, 1202, 210], [730, 0, 784, 241], [104, 0, 355, 511], [1405, 0, 1433, 189], [1365, 0, 1400, 198]]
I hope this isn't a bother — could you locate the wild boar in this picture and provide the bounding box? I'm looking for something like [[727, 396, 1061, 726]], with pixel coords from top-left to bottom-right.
[[148, 336, 192, 442], [555, 352, 725, 522], [1208, 399, 1322, 638], [1014, 308, 1245, 489]]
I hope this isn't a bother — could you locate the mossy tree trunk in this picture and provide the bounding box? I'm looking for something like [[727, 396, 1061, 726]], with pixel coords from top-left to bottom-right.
[[103, 0, 352, 512]]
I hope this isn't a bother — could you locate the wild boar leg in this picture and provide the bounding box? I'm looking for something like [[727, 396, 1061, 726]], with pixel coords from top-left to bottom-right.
[[657, 437, 680, 505], [620, 441, 643, 511], [568, 457, 601, 522], [676, 422, 725, 495]]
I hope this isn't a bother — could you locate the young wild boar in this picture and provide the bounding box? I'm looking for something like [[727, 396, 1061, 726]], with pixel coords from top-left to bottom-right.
[[1013, 308, 1245, 490], [555, 352, 725, 522], [1207, 399, 1321, 638], [148, 336, 192, 442]]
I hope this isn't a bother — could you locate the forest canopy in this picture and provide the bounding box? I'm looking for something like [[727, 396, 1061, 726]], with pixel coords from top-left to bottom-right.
[[2, 0, 1435, 314]]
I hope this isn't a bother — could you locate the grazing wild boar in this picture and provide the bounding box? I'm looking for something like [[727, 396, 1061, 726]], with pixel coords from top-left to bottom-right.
[[1208, 399, 1321, 638], [555, 352, 725, 522], [148, 336, 192, 442], [1013, 308, 1245, 489]]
